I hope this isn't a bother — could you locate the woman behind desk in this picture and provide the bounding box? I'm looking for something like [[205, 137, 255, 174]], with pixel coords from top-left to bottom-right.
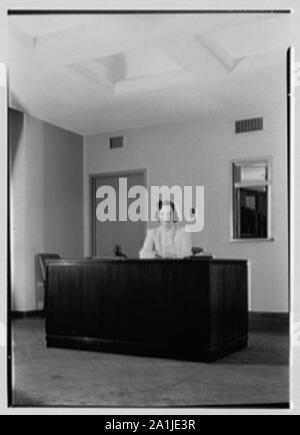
[[139, 200, 192, 259]]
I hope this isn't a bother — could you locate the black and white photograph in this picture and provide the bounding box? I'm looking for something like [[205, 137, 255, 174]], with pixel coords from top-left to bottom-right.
[[1, 0, 300, 417]]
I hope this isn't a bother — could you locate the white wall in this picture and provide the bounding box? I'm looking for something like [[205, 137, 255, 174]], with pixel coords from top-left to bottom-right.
[[10, 110, 84, 311], [43, 122, 84, 258], [84, 106, 288, 313]]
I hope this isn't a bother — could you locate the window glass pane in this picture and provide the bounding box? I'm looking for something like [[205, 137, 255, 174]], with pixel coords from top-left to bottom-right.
[[232, 158, 270, 239], [234, 186, 268, 239]]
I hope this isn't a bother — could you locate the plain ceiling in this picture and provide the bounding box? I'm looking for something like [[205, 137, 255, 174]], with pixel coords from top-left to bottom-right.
[[8, 13, 291, 135]]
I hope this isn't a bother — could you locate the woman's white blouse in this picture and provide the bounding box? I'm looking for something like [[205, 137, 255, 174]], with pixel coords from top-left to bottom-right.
[[139, 225, 192, 259]]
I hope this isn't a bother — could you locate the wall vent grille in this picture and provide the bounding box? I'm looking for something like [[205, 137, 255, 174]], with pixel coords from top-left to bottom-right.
[[109, 136, 124, 149], [235, 117, 263, 134]]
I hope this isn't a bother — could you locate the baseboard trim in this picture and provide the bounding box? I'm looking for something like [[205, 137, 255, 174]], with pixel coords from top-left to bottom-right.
[[11, 310, 44, 319], [11, 310, 289, 327], [249, 311, 289, 321], [249, 311, 289, 333]]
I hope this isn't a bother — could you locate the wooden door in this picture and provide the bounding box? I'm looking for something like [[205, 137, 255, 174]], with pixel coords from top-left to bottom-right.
[[90, 171, 146, 259]]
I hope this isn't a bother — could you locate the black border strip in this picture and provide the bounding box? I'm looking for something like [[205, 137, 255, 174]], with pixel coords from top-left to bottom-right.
[[286, 48, 292, 400], [7, 9, 292, 15], [287, 48, 291, 318], [7, 79, 12, 408], [10, 403, 290, 410]]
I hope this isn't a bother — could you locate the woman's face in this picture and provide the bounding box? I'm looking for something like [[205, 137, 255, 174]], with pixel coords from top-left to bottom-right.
[[159, 204, 174, 224]]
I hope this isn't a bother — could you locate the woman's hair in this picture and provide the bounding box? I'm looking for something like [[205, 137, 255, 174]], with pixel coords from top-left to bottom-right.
[[158, 200, 179, 222]]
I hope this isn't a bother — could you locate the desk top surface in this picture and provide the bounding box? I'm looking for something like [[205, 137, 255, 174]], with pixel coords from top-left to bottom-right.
[[47, 257, 248, 266]]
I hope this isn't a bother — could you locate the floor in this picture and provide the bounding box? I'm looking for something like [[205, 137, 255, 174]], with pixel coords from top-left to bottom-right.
[[11, 316, 289, 408]]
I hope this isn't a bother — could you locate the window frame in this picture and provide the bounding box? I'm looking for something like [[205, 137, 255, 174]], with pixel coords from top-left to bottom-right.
[[230, 156, 274, 242]]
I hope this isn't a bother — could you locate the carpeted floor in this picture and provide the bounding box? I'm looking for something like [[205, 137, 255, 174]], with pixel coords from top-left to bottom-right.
[[11, 317, 289, 408]]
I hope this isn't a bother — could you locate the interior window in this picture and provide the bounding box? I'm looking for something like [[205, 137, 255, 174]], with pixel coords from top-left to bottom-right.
[[232, 158, 271, 240]]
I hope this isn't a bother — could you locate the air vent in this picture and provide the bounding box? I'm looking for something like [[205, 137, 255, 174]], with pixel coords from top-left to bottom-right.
[[235, 117, 263, 134], [109, 136, 124, 149]]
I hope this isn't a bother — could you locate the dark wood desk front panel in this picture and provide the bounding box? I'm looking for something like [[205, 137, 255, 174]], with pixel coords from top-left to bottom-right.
[[46, 259, 248, 361]]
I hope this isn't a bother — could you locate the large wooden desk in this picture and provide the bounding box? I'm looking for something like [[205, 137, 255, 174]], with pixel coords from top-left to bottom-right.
[[46, 258, 248, 362]]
